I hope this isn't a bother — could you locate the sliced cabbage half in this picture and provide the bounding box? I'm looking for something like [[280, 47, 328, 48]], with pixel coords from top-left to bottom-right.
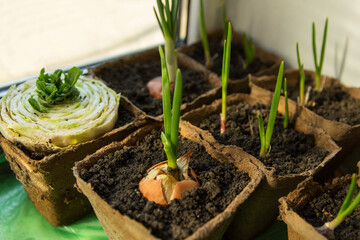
[[0, 77, 120, 153]]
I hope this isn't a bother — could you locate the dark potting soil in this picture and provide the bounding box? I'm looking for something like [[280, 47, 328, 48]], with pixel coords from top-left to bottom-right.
[[17, 105, 134, 160], [79, 129, 250, 240], [287, 76, 360, 126], [307, 85, 360, 126], [199, 102, 328, 176], [184, 38, 274, 80], [93, 61, 214, 117], [297, 175, 360, 240]]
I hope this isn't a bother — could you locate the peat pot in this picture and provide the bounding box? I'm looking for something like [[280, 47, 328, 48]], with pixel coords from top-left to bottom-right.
[[181, 93, 341, 239], [0, 96, 146, 226], [73, 120, 264, 240]]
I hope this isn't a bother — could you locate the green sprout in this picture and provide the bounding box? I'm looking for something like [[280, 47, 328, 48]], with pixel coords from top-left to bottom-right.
[[220, 0, 229, 41], [159, 45, 182, 170], [296, 42, 306, 105], [220, 22, 232, 134], [283, 77, 289, 129], [312, 17, 328, 91], [242, 32, 255, 69], [316, 174, 360, 239], [258, 61, 284, 157], [28, 67, 82, 113], [199, 0, 213, 69], [154, 0, 179, 84]]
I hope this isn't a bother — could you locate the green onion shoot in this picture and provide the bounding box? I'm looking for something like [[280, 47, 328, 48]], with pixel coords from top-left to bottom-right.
[[316, 174, 360, 239], [283, 77, 289, 129], [199, 0, 213, 68], [296, 42, 306, 105], [312, 17, 328, 91], [154, 0, 179, 84], [242, 32, 255, 69], [159, 45, 182, 169], [138, 45, 200, 206], [29, 67, 82, 113], [220, 22, 232, 134], [258, 61, 284, 157]]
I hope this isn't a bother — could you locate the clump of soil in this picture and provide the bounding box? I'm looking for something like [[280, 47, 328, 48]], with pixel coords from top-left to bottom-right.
[[184, 38, 274, 80], [199, 102, 328, 175], [93, 61, 214, 116], [79, 129, 250, 240], [298, 176, 360, 240]]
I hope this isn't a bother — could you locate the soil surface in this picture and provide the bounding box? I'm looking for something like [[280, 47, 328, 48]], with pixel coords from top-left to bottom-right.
[[307, 85, 360, 126], [298, 175, 360, 240], [93, 61, 214, 116], [288, 76, 360, 126], [17, 105, 135, 160], [184, 38, 274, 80], [199, 102, 328, 176], [80, 129, 250, 240]]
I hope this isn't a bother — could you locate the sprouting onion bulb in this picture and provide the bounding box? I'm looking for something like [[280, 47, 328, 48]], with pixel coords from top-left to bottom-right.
[[316, 174, 360, 239], [139, 151, 200, 207], [0, 74, 120, 153], [139, 46, 201, 206]]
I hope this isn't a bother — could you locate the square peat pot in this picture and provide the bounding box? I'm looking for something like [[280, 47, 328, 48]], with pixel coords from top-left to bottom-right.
[[73, 121, 264, 240], [181, 93, 341, 239], [89, 47, 225, 118], [250, 70, 360, 157], [0, 96, 146, 226], [279, 174, 360, 240], [178, 29, 282, 85]]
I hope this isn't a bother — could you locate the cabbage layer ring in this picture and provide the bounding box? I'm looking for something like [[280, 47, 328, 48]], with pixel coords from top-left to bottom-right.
[[0, 77, 120, 153]]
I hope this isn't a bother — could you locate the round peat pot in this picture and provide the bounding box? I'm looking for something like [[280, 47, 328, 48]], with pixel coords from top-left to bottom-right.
[[73, 121, 264, 240], [0, 96, 146, 226], [279, 175, 360, 240], [181, 93, 341, 239], [89, 46, 222, 118], [250, 70, 360, 158]]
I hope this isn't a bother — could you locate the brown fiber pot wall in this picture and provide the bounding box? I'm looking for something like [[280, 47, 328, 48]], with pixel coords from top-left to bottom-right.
[[181, 93, 341, 239], [178, 29, 282, 82], [249, 70, 360, 154], [279, 175, 358, 240], [73, 120, 264, 240], [0, 96, 146, 226], [89, 47, 221, 118]]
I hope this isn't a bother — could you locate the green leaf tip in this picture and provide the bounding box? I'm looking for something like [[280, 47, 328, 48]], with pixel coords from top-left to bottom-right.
[[312, 17, 328, 91], [154, 0, 179, 39], [199, 0, 213, 68]]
